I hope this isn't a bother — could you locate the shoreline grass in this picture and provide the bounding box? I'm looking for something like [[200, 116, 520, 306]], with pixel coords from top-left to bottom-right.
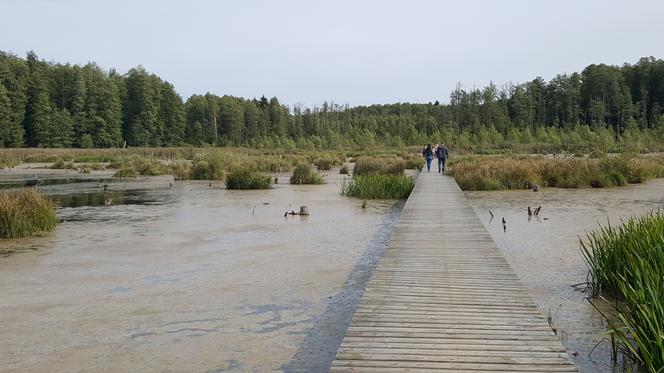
[[0, 189, 58, 238], [450, 155, 664, 191], [581, 211, 664, 371], [113, 167, 139, 178]]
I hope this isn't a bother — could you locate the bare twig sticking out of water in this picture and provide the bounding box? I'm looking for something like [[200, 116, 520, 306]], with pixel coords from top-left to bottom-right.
[[489, 210, 494, 219], [502, 217, 506, 232], [547, 304, 563, 335]]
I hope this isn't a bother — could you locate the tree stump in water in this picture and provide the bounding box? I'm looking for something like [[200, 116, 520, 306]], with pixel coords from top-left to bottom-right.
[[284, 206, 310, 217]]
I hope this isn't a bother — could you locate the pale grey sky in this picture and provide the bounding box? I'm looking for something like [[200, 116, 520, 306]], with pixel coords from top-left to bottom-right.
[[2, 0, 663, 106]]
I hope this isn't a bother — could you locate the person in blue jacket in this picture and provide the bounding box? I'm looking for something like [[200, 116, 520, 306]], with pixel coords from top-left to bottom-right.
[[422, 144, 434, 172]]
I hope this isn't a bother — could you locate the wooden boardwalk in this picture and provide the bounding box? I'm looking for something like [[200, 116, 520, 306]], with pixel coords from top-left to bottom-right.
[[331, 172, 577, 372]]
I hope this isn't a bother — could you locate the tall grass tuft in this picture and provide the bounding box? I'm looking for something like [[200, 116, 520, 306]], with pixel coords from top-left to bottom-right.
[[225, 167, 271, 190], [353, 157, 406, 176], [0, 189, 58, 238], [51, 158, 75, 169], [343, 174, 414, 199], [450, 155, 664, 191], [316, 157, 334, 170], [581, 212, 664, 371], [290, 163, 324, 184], [110, 157, 167, 176], [404, 156, 425, 170], [114, 167, 138, 178], [170, 160, 192, 180]]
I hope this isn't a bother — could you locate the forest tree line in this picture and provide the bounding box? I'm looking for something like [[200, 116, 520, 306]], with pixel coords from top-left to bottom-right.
[[1, 50, 664, 150]]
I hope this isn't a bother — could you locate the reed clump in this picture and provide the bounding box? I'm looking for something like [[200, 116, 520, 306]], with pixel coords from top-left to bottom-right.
[[315, 157, 334, 170], [113, 167, 138, 178], [110, 157, 167, 176], [51, 158, 75, 169], [343, 174, 414, 199], [0, 189, 58, 238], [450, 155, 664, 191], [403, 156, 425, 170], [339, 165, 349, 174], [290, 163, 324, 184], [169, 160, 192, 180], [225, 167, 271, 190], [192, 160, 226, 180], [353, 157, 406, 176], [581, 212, 664, 371]]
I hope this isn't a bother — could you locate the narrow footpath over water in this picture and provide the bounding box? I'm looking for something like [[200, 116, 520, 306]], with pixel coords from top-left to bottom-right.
[[331, 172, 578, 372]]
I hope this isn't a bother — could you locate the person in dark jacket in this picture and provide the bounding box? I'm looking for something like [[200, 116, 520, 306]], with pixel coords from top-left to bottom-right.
[[435, 143, 449, 173], [422, 144, 434, 172]]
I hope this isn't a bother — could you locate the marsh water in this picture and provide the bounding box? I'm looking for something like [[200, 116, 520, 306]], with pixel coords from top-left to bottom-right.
[[2, 167, 663, 373], [0, 168, 402, 372], [466, 179, 664, 373]]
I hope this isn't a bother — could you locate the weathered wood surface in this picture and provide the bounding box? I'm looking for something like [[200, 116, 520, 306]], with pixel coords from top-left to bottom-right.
[[331, 172, 577, 372]]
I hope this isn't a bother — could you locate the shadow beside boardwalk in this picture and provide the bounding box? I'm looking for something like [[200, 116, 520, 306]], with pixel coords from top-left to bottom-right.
[[281, 200, 404, 373]]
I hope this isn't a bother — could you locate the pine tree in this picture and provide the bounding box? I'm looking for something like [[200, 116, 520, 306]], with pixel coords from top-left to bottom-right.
[[0, 52, 28, 147], [24, 52, 54, 147]]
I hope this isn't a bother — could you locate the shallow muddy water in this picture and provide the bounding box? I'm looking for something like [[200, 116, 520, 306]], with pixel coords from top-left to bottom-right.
[[0, 169, 402, 372], [465, 179, 664, 373]]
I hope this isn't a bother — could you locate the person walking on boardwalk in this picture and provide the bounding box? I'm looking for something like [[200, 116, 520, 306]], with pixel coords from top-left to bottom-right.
[[435, 143, 449, 173], [422, 144, 434, 172]]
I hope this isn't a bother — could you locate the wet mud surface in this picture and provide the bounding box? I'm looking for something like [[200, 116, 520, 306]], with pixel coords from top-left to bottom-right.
[[0, 169, 401, 372]]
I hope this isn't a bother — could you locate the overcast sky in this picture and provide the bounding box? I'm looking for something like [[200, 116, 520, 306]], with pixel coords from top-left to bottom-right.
[[2, 0, 663, 107]]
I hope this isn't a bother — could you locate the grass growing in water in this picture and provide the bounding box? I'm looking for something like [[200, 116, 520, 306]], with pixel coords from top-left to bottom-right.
[[343, 174, 414, 199], [51, 158, 75, 169], [290, 163, 324, 184], [581, 212, 664, 371], [114, 167, 138, 178], [353, 157, 406, 176], [450, 155, 664, 191], [316, 157, 334, 170], [225, 167, 271, 190], [339, 165, 349, 174], [0, 189, 58, 238], [170, 160, 192, 180]]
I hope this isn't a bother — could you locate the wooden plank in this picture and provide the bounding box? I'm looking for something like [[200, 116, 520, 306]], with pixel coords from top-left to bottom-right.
[[331, 173, 577, 372]]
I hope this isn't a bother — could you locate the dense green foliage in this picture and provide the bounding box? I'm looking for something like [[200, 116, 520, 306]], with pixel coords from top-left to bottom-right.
[[2, 51, 664, 151], [450, 155, 664, 191], [0, 189, 58, 238], [581, 212, 664, 371], [343, 174, 415, 199], [290, 163, 324, 184]]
